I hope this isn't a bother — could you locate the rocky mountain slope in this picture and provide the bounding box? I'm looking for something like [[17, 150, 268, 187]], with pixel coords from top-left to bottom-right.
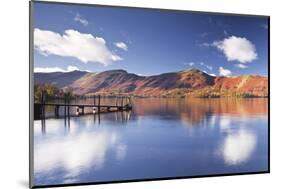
[[34, 68, 268, 97]]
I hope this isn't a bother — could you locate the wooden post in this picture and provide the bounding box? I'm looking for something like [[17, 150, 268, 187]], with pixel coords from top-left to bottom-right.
[[128, 96, 132, 110], [64, 94, 67, 118], [55, 105, 59, 117], [82, 106, 84, 114], [114, 112, 117, 121], [41, 119, 46, 134], [67, 93, 70, 117], [98, 95, 101, 113], [127, 110, 131, 120], [94, 95, 96, 106], [41, 91, 46, 120], [55, 105, 57, 117], [40, 92, 43, 119], [128, 96, 131, 106], [121, 111, 124, 122], [67, 114, 70, 129], [76, 106, 79, 115], [98, 111, 100, 124]]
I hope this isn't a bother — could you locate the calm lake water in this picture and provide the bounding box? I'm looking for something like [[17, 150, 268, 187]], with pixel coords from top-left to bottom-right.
[[33, 98, 268, 186]]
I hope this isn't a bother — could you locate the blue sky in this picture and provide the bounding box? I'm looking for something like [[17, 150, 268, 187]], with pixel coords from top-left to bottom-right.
[[33, 2, 268, 76]]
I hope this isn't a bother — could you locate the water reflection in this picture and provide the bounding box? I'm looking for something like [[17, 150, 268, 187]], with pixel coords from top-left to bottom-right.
[[34, 119, 127, 184], [214, 115, 261, 165], [34, 98, 268, 185], [221, 129, 257, 165], [132, 98, 268, 126]]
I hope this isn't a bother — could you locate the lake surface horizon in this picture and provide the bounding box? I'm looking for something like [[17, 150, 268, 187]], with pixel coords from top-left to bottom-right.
[[33, 98, 268, 186]]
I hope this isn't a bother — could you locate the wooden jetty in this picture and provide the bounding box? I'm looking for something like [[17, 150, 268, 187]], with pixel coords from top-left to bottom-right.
[[34, 93, 132, 120]]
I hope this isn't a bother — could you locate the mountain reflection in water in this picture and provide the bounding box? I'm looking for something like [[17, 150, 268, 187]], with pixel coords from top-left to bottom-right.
[[33, 98, 268, 186]]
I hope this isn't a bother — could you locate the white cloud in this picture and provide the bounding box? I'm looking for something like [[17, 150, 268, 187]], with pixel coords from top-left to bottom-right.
[[74, 13, 88, 26], [114, 42, 128, 51], [213, 36, 257, 63], [188, 62, 195, 66], [34, 28, 122, 65], [199, 42, 212, 47], [219, 66, 232, 76], [184, 62, 195, 66], [235, 64, 248, 69], [67, 65, 79, 71], [184, 62, 214, 74], [200, 62, 213, 70], [34, 65, 81, 73]]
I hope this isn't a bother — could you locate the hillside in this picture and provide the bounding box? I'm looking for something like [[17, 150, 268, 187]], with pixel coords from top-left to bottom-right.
[[34, 68, 268, 98], [34, 70, 88, 88]]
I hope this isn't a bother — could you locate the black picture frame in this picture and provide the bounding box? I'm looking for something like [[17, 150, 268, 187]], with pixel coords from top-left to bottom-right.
[[29, 1, 270, 188]]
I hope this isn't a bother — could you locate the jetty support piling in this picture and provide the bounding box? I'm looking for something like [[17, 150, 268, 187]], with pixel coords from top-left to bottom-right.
[[54, 105, 60, 117], [34, 95, 133, 120]]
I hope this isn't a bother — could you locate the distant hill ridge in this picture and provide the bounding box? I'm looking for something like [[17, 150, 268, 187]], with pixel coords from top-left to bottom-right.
[[34, 68, 268, 97]]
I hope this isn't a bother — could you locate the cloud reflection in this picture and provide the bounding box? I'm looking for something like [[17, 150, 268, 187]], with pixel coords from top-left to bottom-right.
[[34, 129, 127, 182], [218, 116, 257, 165], [220, 116, 231, 131]]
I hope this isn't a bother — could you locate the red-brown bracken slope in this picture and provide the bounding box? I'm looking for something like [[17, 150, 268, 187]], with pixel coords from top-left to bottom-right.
[[63, 68, 268, 97]]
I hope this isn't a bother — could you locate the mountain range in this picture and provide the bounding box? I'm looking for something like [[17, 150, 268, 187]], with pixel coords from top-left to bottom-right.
[[34, 68, 268, 98]]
